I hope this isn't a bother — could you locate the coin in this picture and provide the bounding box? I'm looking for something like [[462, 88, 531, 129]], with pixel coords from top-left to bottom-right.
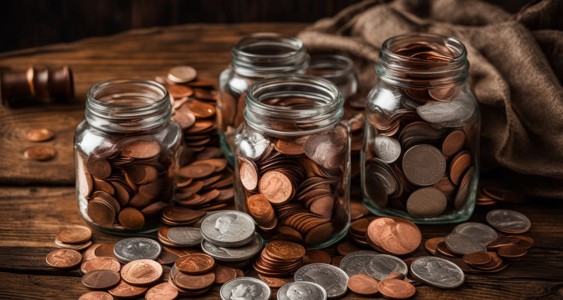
[[377, 278, 416, 299], [113, 237, 162, 263], [445, 233, 486, 255], [82, 269, 121, 290], [463, 251, 492, 266], [424, 237, 445, 255], [26, 128, 55, 142], [449, 150, 471, 185], [108, 280, 148, 298], [175, 253, 215, 275], [173, 270, 215, 291], [304, 249, 332, 265], [278, 281, 328, 300], [497, 245, 528, 259], [80, 257, 121, 274], [340, 251, 408, 281], [366, 217, 422, 256], [402, 144, 446, 186], [23, 145, 57, 161], [237, 131, 271, 160], [200, 211, 255, 247], [214, 264, 240, 284], [117, 207, 145, 229], [303, 126, 347, 171], [46, 249, 82, 269], [347, 274, 379, 295], [259, 170, 295, 204], [165, 226, 202, 247], [406, 187, 447, 217], [168, 66, 197, 83], [78, 291, 113, 300], [56, 226, 92, 245], [265, 240, 305, 261], [122, 140, 160, 159], [201, 233, 263, 262], [239, 159, 259, 191], [486, 209, 531, 234], [374, 135, 401, 163], [220, 277, 271, 300], [410, 256, 464, 289], [442, 130, 466, 157], [145, 282, 179, 300], [453, 222, 498, 245], [294, 263, 349, 299], [121, 259, 163, 286]]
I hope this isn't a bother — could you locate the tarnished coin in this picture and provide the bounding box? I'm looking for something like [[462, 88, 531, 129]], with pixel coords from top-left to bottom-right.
[[78, 291, 113, 300], [145, 282, 179, 300], [445, 233, 486, 255], [200, 211, 255, 247], [278, 281, 328, 300], [374, 135, 401, 163], [410, 256, 464, 289], [108, 280, 148, 298], [486, 209, 531, 234], [406, 187, 447, 218], [82, 270, 121, 290], [347, 274, 379, 296], [121, 140, 160, 159], [46, 249, 82, 269], [175, 253, 215, 275], [378, 278, 416, 299], [113, 237, 162, 263], [81, 257, 121, 274], [340, 251, 408, 281], [201, 233, 263, 262], [121, 259, 163, 286], [26, 128, 55, 142], [294, 263, 349, 299], [23, 145, 57, 161], [220, 277, 271, 300], [453, 222, 498, 245], [442, 130, 466, 157], [402, 144, 446, 186], [168, 66, 197, 83], [166, 226, 202, 247], [303, 125, 347, 171]]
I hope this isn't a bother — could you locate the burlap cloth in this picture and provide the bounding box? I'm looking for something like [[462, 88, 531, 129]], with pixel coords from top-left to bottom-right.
[[298, 0, 563, 199]]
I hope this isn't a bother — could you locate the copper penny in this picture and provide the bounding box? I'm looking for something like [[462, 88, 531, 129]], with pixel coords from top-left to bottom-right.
[[87, 199, 116, 226], [23, 145, 57, 161], [436, 242, 457, 257], [213, 264, 239, 284], [348, 274, 379, 295], [81, 257, 121, 274], [246, 194, 275, 227], [424, 237, 445, 255], [174, 109, 196, 129], [46, 249, 82, 269], [179, 164, 215, 179], [122, 140, 161, 159], [173, 271, 215, 291], [378, 278, 416, 299], [56, 225, 92, 244], [83, 244, 102, 261], [332, 255, 344, 267], [449, 150, 471, 185], [258, 274, 292, 288], [175, 253, 215, 275], [497, 245, 528, 259], [168, 84, 193, 99], [367, 217, 422, 256], [121, 259, 163, 286], [402, 144, 446, 186], [274, 138, 305, 155], [336, 242, 361, 256], [264, 240, 305, 261], [187, 99, 216, 118], [442, 130, 466, 157], [350, 202, 370, 220], [146, 282, 179, 300], [259, 170, 295, 204], [168, 66, 197, 83], [118, 207, 145, 229], [239, 159, 259, 191], [82, 270, 121, 290], [303, 249, 332, 265], [78, 291, 113, 300], [55, 239, 93, 251], [463, 251, 492, 266], [95, 243, 117, 258], [86, 157, 112, 179], [26, 128, 55, 142], [108, 280, 148, 298]]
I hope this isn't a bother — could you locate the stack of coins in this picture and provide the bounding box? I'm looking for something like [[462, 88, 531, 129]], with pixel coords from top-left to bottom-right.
[[0, 65, 74, 107], [54, 225, 93, 251], [348, 216, 375, 246], [76, 138, 174, 230], [23, 128, 57, 162], [168, 253, 217, 296], [253, 240, 305, 278]]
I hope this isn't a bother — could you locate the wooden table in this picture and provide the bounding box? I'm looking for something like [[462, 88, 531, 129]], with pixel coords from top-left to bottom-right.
[[0, 23, 562, 300]]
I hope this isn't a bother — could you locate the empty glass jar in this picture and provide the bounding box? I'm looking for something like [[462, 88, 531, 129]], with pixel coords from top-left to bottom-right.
[[74, 80, 182, 234], [361, 33, 480, 223], [234, 75, 351, 248]]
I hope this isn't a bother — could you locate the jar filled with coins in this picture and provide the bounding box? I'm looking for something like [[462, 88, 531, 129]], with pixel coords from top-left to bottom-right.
[[234, 75, 351, 248], [362, 33, 480, 223], [75, 80, 183, 234], [218, 33, 310, 163]]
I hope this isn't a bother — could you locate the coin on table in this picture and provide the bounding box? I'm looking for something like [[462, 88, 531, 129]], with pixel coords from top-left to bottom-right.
[[166, 226, 202, 247], [23, 145, 57, 161], [486, 209, 531, 234], [374, 135, 401, 163], [220, 277, 271, 300], [445, 233, 486, 255], [121, 259, 163, 286], [175, 253, 215, 275], [214, 264, 241, 284], [145, 282, 179, 300], [402, 144, 446, 186], [341, 251, 408, 281], [108, 280, 148, 298], [201, 233, 263, 262], [200, 210, 255, 247], [347, 274, 379, 296], [168, 66, 197, 83], [294, 263, 349, 299], [82, 269, 121, 290], [410, 256, 464, 289], [378, 278, 416, 299], [56, 225, 92, 244], [406, 187, 447, 218], [453, 222, 498, 245], [78, 291, 113, 300], [26, 128, 55, 142], [80, 257, 121, 274], [46, 249, 82, 269], [113, 237, 162, 263], [278, 281, 328, 300]]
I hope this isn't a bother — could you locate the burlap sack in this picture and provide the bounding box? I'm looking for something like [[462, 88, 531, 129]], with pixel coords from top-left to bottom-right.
[[298, 0, 563, 199]]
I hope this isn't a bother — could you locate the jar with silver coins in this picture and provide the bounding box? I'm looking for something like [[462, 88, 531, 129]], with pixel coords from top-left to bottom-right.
[[74, 80, 182, 234], [362, 33, 480, 223], [234, 75, 351, 248], [218, 33, 310, 164]]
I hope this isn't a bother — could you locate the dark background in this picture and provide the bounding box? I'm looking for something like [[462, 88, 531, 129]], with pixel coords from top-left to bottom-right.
[[0, 0, 529, 53]]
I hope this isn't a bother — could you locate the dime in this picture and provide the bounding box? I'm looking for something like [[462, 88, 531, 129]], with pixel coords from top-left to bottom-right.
[[453, 222, 498, 245], [145, 282, 179, 300], [374, 135, 401, 163], [486, 209, 531, 234], [78, 291, 113, 300], [294, 263, 349, 299], [175, 253, 215, 275], [46, 249, 82, 269], [200, 211, 255, 247], [445, 233, 486, 255], [201, 233, 263, 262], [377, 278, 416, 299], [166, 226, 202, 247], [121, 259, 163, 286], [410, 256, 464, 289], [402, 144, 446, 186], [220, 277, 271, 300], [347, 274, 379, 295], [82, 270, 121, 290], [278, 281, 328, 300], [108, 280, 148, 298], [113, 237, 162, 263], [80, 257, 121, 274], [26, 128, 55, 142], [340, 251, 408, 281], [23, 145, 57, 161], [406, 187, 447, 218]]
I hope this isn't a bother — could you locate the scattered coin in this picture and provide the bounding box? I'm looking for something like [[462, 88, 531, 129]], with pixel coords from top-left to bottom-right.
[[201, 233, 263, 262], [108, 280, 148, 298], [294, 263, 349, 299], [200, 210, 255, 247], [445, 233, 486, 255], [410, 256, 464, 289], [220, 277, 271, 300], [82, 269, 121, 290], [46, 249, 82, 269], [26, 128, 55, 142], [278, 281, 328, 300], [166, 226, 202, 247], [347, 274, 379, 295], [366, 217, 422, 256], [168, 66, 197, 83], [340, 251, 408, 281], [175, 253, 215, 275], [78, 291, 113, 300], [378, 278, 416, 299], [497, 245, 528, 259], [486, 209, 531, 234], [214, 264, 240, 284], [424, 237, 445, 255], [121, 259, 163, 286], [145, 282, 179, 300], [113, 237, 162, 263], [463, 251, 492, 266], [80, 257, 121, 274], [23, 145, 57, 161], [453, 222, 498, 245]]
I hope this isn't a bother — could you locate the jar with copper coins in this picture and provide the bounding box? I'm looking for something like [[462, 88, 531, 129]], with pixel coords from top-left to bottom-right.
[[74, 80, 182, 234], [218, 33, 310, 164], [362, 33, 480, 223], [234, 75, 351, 248]]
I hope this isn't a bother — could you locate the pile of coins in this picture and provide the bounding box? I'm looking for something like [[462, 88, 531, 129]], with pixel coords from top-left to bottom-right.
[[253, 240, 305, 279], [169, 253, 217, 296]]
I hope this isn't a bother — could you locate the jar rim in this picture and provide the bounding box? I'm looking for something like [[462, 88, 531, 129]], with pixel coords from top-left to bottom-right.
[[308, 54, 356, 80]]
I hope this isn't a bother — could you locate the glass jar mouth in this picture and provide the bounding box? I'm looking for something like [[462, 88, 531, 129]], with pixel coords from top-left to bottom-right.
[[86, 79, 171, 133], [308, 54, 355, 80], [244, 75, 344, 137]]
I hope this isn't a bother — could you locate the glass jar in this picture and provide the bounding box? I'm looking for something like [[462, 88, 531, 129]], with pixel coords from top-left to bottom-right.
[[74, 80, 182, 234], [218, 33, 310, 164], [234, 75, 351, 248], [361, 33, 480, 224]]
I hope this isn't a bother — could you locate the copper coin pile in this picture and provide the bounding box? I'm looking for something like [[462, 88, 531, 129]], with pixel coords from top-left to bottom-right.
[[1, 65, 74, 107], [22, 128, 57, 161], [76, 138, 175, 230], [365, 217, 422, 256], [168, 253, 217, 296], [476, 185, 527, 206], [54, 225, 93, 251], [253, 240, 305, 279]]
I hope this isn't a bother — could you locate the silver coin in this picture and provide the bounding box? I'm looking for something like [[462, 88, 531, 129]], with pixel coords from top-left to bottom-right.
[[113, 237, 161, 263], [486, 209, 531, 234], [201, 233, 263, 262], [220, 277, 271, 300], [236, 131, 271, 160], [410, 256, 464, 289], [200, 210, 256, 247], [278, 281, 327, 300], [453, 222, 498, 245], [294, 263, 349, 299], [444, 233, 486, 255], [344, 251, 408, 281], [166, 226, 202, 247], [374, 135, 401, 163], [416, 94, 476, 127]]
